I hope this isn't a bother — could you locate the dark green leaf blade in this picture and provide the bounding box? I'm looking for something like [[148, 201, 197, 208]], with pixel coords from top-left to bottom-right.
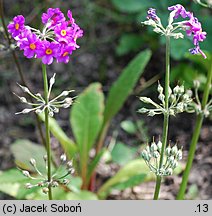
[[104, 49, 151, 124]]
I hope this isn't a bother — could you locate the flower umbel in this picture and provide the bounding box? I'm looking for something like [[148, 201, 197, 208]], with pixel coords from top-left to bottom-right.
[[142, 4, 207, 58], [22, 154, 74, 194], [15, 73, 75, 116], [141, 139, 183, 176], [7, 8, 83, 64]]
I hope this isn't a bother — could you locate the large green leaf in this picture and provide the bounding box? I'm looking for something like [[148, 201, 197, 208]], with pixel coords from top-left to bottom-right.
[[70, 83, 104, 154], [104, 49, 151, 124], [97, 159, 155, 199], [39, 113, 77, 158]]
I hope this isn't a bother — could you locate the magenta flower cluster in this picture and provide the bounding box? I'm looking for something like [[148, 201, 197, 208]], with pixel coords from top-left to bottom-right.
[[168, 4, 207, 58], [7, 8, 83, 64], [147, 4, 206, 58]]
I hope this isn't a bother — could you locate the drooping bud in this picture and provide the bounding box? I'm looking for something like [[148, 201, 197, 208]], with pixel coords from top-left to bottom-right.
[[30, 158, 36, 166]]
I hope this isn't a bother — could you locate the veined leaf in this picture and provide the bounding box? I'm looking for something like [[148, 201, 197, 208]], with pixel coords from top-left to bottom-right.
[[70, 83, 104, 151], [104, 50, 151, 124], [97, 159, 155, 199]]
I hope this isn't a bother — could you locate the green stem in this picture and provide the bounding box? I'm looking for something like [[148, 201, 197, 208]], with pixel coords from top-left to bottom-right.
[[153, 36, 170, 200], [177, 60, 212, 200], [42, 64, 52, 200]]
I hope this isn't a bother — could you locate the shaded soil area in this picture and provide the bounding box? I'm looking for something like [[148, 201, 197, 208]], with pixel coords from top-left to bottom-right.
[[0, 0, 211, 199]]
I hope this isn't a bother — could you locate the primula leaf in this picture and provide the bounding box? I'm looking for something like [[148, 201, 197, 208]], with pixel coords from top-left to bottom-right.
[[113, 174, 146, 190], [97, 159, 155, 199], [70, 83, 104, 176], [104, 49, 151, 124], [111, 142, 137, 165], [39, 113, 77, 158]]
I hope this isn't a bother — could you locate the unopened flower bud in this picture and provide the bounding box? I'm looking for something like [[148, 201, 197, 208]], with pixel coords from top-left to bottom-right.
[[62, 91, 69, 96], [20, 97, 27, 103], [138, 108, 148, 113], [150, 142, 157, 152], [193, 80, 200, 89], [141, 150, 150, 162], [165, 168, 173, 175], [43, 155, 47, 162], [179, 85, 185, 94], [63, 179, 70, 185], [168, 156, 175, 163], [171, 160, 178, 169], [35, 109, 42, 114], [25, 183, 33, 189], [67, 160, 73, 168], [169, 109, 175, 116], [50, 74, 56, 86], [60, 154, 66, 162], [49, 111, 54, 117], [68, 168, 75, 174], [158, 94, 165, 102], [173, 85, 180, 95], [52, 181, 59, 187], [42, 187, 49, 194], [30, 158, 36, 166], [166, 146, 171, 156], [157, 140, 162, 151], [139, 97, 154, 104], [22, 109, 31, 114], [176, 149, 183, 160], [148, 110, 156, 116], [171, 145, 178, 156], [22, 170, 30, 177], [153, 151, 160, 158], [157, 83, 163, 94]]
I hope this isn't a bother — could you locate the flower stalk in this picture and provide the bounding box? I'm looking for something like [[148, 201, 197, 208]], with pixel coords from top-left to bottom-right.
[[42, 64, 52, 200], [177, 60, 212, 199], [153, 36, 170, 200]]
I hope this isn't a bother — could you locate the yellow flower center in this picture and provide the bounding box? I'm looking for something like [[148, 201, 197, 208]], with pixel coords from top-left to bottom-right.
[[46, 48, 53, 55], [61, 30, 67, 36], [63, 52, 69, 57], [29, 43, 36, 50], [15, 23, 19, 30]]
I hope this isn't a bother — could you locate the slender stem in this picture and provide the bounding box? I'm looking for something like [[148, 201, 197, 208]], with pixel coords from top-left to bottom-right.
[[177, 60, 212, 200], [153, 36, 170, 200], [0, 0, 46, 147], [42, 64, 52, 200]]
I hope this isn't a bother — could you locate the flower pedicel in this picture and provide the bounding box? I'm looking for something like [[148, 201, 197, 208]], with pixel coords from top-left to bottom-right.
[[7, 8, 83, 64]]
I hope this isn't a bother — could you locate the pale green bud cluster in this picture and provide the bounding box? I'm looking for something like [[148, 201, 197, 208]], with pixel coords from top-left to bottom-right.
[[186, 80, 212, 118], [14, 73, 75, 117], [141, 139, 182, 176], [138, 83, 193, 117], [22, 154, 74, 194]]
